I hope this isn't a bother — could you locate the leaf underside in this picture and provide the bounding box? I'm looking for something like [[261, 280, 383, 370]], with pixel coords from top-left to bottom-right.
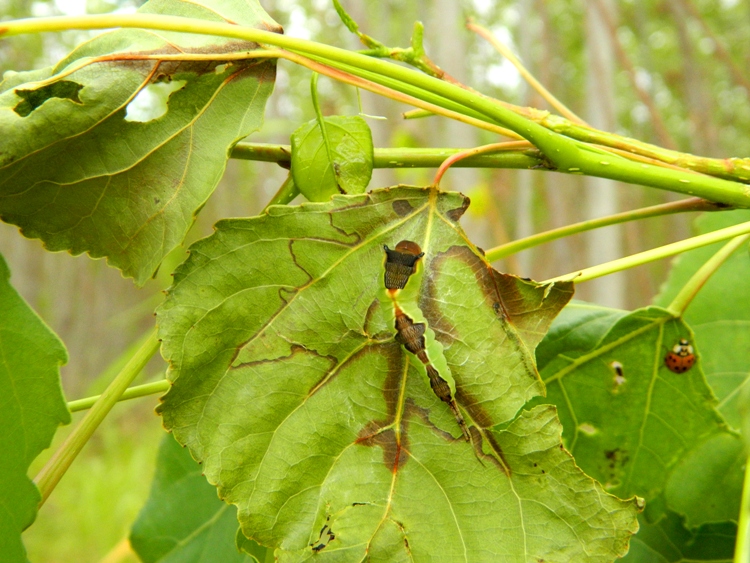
[[0, 0, 279, 284], [0, 253, 70, 562], [157, 186, 640, 562]]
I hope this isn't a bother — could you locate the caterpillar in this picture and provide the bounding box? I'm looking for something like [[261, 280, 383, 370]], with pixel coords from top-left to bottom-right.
[[383, 241, 470, 441]]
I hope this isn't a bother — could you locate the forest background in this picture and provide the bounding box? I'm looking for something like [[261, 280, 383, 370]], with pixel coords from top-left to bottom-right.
[[1, 0, 749, 560]]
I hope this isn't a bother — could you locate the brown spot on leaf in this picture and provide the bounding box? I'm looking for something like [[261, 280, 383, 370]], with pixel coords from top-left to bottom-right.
[[392, 199, 415, 216], [604, 448, 630, 472], [356, 423, 409, 472], [355, 344, 411, 470], [444, 195, 470, 221], [425, 246, 573, 349]]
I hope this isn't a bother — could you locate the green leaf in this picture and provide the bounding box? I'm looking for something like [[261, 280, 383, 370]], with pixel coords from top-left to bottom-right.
[[290, 115, 374, 201], [0, 253, 70, 562], [157, 186, 640, 561], [130, 434, 262, 563], [236, 529, 268, 562], [536, 303, 743, 526], [0, 0, 279, 284], [621, 511, 735, 563], [654, 209, 750, 428]]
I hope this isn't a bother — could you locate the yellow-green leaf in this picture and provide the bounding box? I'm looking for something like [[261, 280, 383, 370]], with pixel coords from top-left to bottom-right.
[[157, 186, 640, 561]]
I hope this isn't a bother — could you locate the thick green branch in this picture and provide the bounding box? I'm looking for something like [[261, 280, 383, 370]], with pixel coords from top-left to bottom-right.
[[34, 329, 159, 506], [3, 14, 750, 206], [231, 143, 543, 169]]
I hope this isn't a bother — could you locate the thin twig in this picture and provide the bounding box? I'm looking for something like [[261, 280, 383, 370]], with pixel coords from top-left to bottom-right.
[[432, 141, 531, 187], [591, 0, 679, 150], [679, 0, 750, 93], [466, 20, 587, 125]]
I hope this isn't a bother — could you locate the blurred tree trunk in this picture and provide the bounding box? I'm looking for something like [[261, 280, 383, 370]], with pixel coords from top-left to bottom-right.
[[668, 0, 715, 157], [583, 0, 625, 308], [514, 1, 538, 275]]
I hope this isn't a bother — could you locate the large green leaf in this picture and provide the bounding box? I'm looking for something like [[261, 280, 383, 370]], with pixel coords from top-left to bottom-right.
[[536, 302, 743, 526], [0, 0, 278, 284], [0, 253, 70, 562], [621, 511, 735, 563], [653, 210, 750, 428], [130, 434, 263, 563], [157, 186, 640, 561], [290, 115, 374, 201]]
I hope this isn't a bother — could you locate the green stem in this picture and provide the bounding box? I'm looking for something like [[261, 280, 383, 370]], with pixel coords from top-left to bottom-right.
[[231, 143, 542, 169], [541, 114, 750, 184], [67, 378, 170, 413], [485, 197, 725, 262], [667, 233, 750, 316], [735, 451, 750, 563], [34, 329, 160, 506], [264, 173, 299, 209], [543, 220, 750, 284], [3, 15, 750, 206]]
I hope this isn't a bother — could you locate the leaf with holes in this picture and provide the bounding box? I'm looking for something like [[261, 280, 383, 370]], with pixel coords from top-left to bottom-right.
[[0, 0, 279, 284], [653, 209, 750, 428], [0, 253, 70, 562], [535, 302, 743, 527], [130, 435, 264, 563], [290, 115, 373, 201], [157, 186, 641, 562]]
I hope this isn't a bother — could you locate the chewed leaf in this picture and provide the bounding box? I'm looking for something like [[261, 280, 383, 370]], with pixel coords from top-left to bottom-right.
[[157, 186, 639, 560], [537, 304, 743, 526], [0, 0, 279, 284], [390, 257, 457, 396], [0, 253, 70, 561]]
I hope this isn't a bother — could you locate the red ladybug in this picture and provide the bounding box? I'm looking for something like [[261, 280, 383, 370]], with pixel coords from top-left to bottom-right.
[[665, 339, 696, 373]]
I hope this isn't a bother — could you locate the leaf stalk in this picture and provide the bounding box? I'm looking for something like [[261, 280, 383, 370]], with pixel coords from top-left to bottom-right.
[[67, 378, 169, 413], [33, 329, 160, 506], [666, 233, 750, 316], [543, 221, 750, 284], [485, 198, 726, 262]]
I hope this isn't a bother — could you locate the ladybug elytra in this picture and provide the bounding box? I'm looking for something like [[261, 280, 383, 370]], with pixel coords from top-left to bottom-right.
[[664, 338, 695, 373]]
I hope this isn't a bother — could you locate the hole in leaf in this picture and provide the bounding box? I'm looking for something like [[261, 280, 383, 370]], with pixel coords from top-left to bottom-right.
[[13, 80, 84, 117], [124, 79, 187, 123]]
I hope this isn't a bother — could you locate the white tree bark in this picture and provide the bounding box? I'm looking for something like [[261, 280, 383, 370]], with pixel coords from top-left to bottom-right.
[[584, 0, 626, 308]]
